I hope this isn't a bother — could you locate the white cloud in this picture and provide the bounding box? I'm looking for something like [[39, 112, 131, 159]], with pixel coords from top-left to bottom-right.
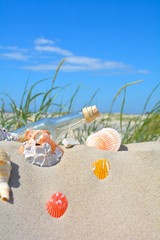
[[103, 61, 131, 70], [0, 45, 28, 52], [67, 56, 100, 65], [35, 45, 73, 56], [22, 57, 132, 72], [22, 63, 58, 71], [34, 37, 55, 45], [0, 37, 149, 74], [1, 52, 28, 61], [136, 69, 150, 74], [0, 46, 18, 51], [67, 56, 132, 71]]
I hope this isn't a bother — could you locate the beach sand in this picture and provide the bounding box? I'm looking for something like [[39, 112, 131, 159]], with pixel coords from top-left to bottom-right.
[[0, 141, 159, 240]]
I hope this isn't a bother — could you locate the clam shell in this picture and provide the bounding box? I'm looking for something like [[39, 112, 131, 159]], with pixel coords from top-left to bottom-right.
[[46, 192, 68, 218], [86, 128, 121, 151], [92, 158, 110, 180]]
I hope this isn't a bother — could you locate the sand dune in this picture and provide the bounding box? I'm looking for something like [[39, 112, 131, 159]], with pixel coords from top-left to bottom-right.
[[0, 141, 159, 240]]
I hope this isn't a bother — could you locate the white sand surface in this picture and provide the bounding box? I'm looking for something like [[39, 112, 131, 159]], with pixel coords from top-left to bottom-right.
[[0, 141, 159, 240]]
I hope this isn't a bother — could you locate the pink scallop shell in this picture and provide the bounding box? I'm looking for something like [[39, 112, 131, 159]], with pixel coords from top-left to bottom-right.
[[86, 128, 121, 151], [46, 192, 68, 218]]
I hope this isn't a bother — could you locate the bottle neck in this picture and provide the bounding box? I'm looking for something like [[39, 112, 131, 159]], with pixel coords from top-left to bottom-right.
[[49, 111, 85, 139], [50, 111, 84, 125]]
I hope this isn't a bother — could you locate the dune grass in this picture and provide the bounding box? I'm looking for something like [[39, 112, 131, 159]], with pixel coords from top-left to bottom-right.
[[0, 60, 159, 144]]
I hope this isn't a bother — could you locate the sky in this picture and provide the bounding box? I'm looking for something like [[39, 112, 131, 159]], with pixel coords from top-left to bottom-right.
[[0, 0, 159, 114]]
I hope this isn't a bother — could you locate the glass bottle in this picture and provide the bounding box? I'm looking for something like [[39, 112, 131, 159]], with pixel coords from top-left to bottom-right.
[[12, 105, 100, 142]]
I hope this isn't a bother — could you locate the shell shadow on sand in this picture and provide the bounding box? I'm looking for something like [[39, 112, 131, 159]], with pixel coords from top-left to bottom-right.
[[118, 144, 128, 151], [8, 162, 20, 204]]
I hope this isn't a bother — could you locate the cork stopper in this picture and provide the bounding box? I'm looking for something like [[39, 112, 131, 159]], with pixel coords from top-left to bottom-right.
[[82, 105, 100, 123]]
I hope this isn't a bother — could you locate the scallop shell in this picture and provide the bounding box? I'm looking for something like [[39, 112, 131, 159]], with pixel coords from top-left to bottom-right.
[[92, 158, 110, 180], [22, 130, 64, 154], [24, 129, 51, 141], [38, 134, 58, 153], [46, 192, 68, 218], [86, 128, 121, 151]]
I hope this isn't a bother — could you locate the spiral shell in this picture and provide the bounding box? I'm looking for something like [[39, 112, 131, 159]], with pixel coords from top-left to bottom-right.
[[46, 192, 68, 218], [0, 148, 12, 201], [86, 128, 121, 152], [92, 158, 110, 180]]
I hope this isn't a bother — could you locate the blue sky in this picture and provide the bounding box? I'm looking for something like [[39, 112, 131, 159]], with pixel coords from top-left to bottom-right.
[[0, 0, 159, 113]]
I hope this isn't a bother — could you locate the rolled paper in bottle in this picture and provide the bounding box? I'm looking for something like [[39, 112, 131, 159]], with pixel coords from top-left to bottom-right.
[[82, 105, 100, 123]]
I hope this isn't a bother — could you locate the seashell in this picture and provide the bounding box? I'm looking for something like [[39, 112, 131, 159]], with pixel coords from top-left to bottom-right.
[[22, 140, 63, 167], [62, 138, 80, 148], [21, 129, 64, 154], [46, 192, 68, 218], [38, 134, 58, 153], [24, 129, 51, 141], [86, 128, 121, 151], [0, 125, 18, 141], [0, 148, 12, 201], [92, 158, 110, 180], [19, 129, 64, 167]]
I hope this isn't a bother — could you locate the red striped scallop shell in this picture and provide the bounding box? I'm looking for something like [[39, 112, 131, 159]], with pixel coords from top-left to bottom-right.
[[46, 192, 68, 218]]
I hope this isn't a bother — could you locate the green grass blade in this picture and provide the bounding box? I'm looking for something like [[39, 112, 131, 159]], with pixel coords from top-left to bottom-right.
[[120, 86, 126, 133], [87, 88, 100, 106], [52, 58, 67, 85], [23, 77, 50, 112], [109, 80, 143, 114], [107, 80, 143, 123], [41, 87, 60, 104], [68, 85, 81, 113], [19, 72, 32, 109], [142, 82, 160, 115]]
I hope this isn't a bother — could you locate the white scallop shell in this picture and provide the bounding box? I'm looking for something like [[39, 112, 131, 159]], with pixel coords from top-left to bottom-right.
[[86, 128, 121, 152]]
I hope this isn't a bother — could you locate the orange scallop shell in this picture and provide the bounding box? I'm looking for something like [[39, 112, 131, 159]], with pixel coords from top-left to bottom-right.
[[86, 128, 121, 151], [92, 158, 110, 180], [46, 192, 68, 218], [20, 130, 64, 155], [38, 134, 58, 153], [24, 129, 50, 141]]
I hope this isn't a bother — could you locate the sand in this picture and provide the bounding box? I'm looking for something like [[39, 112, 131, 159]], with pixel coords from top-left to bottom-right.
[[0, 141, 159, 240]]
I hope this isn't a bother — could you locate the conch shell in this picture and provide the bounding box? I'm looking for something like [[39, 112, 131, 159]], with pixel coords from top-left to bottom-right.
[[0, 148, 12, 201], [86, 128, 121, 152]]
